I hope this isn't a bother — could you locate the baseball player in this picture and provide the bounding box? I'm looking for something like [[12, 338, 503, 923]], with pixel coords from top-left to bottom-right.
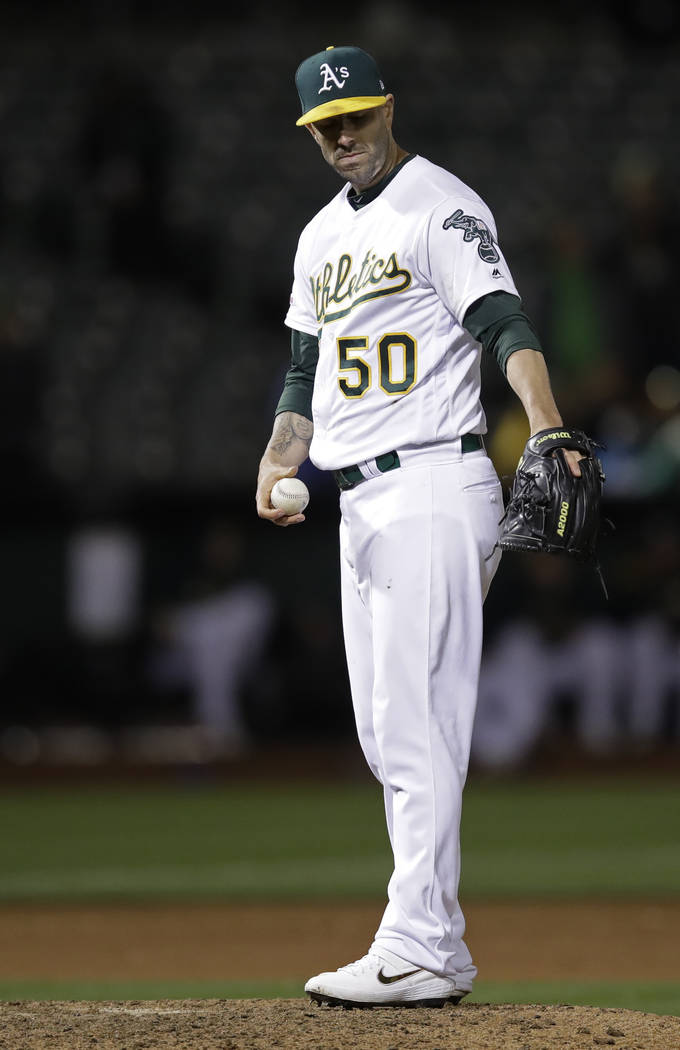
[[256, 45, 581, 1007]]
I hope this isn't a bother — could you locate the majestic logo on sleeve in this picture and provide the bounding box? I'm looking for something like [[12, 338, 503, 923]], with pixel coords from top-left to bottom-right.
[[311, 249, 412, 325], [318, 62, 350, 93], [442, 208, 500, 263]]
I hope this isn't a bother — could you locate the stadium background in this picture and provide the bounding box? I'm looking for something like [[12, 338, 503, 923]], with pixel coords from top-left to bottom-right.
[[0, 0, 678, 1021]]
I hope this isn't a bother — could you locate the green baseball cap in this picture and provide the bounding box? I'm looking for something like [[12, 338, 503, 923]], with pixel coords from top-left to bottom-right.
[[295, 45, 387, 127]]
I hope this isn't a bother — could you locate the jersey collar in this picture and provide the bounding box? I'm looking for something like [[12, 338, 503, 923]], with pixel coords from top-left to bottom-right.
[[346, 153, 414, 210]]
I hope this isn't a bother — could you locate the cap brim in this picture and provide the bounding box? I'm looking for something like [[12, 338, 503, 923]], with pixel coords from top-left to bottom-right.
[[296, 95, 387, 127]]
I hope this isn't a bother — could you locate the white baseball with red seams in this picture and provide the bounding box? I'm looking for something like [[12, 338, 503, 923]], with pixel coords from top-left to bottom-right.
[[270, 477, 310, 515]]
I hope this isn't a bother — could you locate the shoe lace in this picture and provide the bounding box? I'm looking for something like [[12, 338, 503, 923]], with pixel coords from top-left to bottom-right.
[[339, 953, 380, 975]]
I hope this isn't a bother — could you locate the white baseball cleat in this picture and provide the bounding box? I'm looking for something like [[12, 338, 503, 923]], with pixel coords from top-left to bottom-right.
[[304, 948, 471, 1008]]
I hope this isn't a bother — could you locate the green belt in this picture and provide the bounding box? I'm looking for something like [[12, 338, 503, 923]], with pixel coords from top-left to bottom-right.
[[333, 434, 484, 491]]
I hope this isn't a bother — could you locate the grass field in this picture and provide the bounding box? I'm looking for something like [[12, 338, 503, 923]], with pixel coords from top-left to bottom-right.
[[1, 776, 678, 901], [0, 978, 678, 1016], [1, 773, 678, 1013]]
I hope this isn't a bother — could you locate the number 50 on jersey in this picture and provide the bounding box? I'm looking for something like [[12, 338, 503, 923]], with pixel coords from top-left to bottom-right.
[[338, 332, 417, 398]]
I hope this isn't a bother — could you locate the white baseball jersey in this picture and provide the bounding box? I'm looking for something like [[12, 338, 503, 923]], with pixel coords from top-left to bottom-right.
[[285, 154, 519, 471]]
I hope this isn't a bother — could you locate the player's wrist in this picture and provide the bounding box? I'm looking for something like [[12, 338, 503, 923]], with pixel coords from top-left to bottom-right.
[[528, 415, 563, 435]]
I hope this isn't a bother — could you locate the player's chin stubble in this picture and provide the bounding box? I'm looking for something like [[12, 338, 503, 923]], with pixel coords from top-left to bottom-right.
[[332, 144, 387, 189]]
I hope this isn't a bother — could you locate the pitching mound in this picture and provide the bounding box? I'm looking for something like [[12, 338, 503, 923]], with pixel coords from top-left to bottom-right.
[[1, 999, 678, 1050]]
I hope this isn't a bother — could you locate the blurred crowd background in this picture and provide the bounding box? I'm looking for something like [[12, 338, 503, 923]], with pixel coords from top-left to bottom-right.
[[0, 0, 678, 774]]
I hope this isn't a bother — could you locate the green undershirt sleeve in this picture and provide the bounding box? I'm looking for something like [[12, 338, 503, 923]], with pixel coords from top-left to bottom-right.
[[463, 291, 544, 375], [275, 329, 319, 420]]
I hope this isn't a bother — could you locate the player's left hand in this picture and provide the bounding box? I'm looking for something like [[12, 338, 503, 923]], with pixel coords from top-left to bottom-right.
[[560, 447, 583, 478], [498, 426, 605, 564]]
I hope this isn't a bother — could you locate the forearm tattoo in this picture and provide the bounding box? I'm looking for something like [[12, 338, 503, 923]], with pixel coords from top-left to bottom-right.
[[270, 412, 314, 458]]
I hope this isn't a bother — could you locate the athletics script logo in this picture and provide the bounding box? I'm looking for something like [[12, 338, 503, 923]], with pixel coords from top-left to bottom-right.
[[311, 250, 412, 324], [442, 208, 500, 263], [318, 62, 350, 94]]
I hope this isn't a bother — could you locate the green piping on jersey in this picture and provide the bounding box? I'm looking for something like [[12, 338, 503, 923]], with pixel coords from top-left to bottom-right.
[[275, 328, 319, 420], [463, 291, 544, 374]]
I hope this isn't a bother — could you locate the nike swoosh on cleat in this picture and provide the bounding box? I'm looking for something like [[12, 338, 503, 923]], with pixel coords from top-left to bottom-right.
[[377, 967, 422, 984]]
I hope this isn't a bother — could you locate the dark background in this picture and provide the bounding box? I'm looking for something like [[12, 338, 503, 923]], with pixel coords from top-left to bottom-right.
[[0, 0, 678, 771]]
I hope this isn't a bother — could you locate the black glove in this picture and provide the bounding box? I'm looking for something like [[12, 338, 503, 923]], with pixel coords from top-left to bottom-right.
[[498, 427, 607, 584]]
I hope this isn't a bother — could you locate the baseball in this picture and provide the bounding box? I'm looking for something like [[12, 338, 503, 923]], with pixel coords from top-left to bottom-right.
[[271, 477, 309, 515]]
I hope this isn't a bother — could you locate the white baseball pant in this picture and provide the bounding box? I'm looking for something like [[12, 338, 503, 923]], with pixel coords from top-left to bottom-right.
[[339, 441, 502, 982]]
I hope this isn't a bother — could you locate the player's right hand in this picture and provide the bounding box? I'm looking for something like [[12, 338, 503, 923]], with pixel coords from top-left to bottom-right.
[[256, 466, 306, 527]]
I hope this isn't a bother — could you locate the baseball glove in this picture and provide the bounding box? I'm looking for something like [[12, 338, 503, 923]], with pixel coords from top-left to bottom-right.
[[498, 427, 607, 586]]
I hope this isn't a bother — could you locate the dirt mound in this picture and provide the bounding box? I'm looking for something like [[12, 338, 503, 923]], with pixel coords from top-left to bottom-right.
[[1, 999, 678, 1050]]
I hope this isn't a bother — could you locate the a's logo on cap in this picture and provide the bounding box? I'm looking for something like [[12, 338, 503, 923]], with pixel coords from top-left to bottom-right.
[[318, 61, 350, 94]]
